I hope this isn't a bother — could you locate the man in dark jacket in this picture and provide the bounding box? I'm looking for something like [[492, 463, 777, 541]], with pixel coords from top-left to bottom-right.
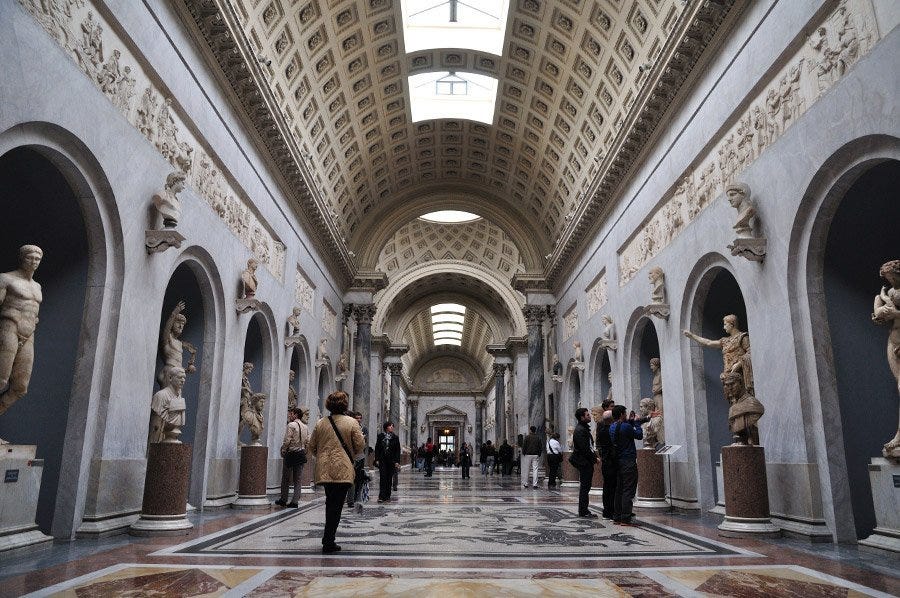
[[610, 405, 643, 525], [521, 426, 543, 488], [572, 407, 599, 517], [596, 408, 617, 519], [374, 421, 401, 502], [498, 440, 514, 475]]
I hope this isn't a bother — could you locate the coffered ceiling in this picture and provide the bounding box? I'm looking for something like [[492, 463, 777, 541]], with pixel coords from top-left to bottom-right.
[[182, 0, 739, 287]]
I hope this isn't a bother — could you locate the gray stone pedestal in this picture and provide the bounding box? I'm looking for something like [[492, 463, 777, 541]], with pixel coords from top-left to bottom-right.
[[0, 445, 52, 553], [233, 445, 270, 509], [718, 444, 780, 538], [130, 442, 193, 536], [634, 448, 668, 509], [859, 457, 900, 555]]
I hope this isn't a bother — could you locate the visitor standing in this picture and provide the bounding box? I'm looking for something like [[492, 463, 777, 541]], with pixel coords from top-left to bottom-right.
[[307, 391, 365, 553], [275, 407, 307, 508], [460, 442, 472, 478], [374, 421, 401, 503], [610, 404, 643, 525], [499, 439, 513, 475], [423, 437, 435, 477], [571, 407, 598, 517], [521, 426, 542, 488], [545, 432, 562, 489], [596, 409, 617, 520]]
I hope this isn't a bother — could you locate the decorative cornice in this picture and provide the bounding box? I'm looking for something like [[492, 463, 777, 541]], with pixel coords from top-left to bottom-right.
[[349, 270, 389, 293], [512, 272, 550, 294]]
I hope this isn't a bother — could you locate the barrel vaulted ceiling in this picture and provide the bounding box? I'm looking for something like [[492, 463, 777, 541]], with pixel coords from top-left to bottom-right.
[[181, 0, 738, 287]]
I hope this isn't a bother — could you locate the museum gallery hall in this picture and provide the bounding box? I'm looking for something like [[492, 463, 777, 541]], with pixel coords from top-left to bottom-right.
[[0, 0, 898, 596]]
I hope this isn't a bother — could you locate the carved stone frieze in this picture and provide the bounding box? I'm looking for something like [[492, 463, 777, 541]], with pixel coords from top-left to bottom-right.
[[587, 271, 608, 317], [294, 267, 315, 313], [322, 301, 337, 339], [563, 306, 578, 341]]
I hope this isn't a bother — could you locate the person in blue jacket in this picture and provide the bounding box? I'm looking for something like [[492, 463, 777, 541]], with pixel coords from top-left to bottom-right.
[[610, 404, 643, 525]]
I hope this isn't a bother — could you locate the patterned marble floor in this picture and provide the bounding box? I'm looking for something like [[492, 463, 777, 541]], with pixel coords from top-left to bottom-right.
[[3, 467, 899, 597]]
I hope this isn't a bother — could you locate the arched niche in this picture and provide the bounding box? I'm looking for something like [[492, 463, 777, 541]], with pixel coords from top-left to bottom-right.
[[0, 125, 123, 539], [240, 311, 274, 446], [562, 366, 582, 447], [819, 161, 899, 540], [627, 317, 661, 411], [316, 363, 331, 420], [589, 340, 612, 407], [287, 337, 309, 413]]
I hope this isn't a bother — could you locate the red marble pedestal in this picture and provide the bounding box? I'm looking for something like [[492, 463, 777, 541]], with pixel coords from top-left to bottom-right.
[[130, 442, 193, 536], [634, 447, 668, 509], [232, 445, 271, 510], [560, 452, 602, 493], [718, 444, 780, 538]]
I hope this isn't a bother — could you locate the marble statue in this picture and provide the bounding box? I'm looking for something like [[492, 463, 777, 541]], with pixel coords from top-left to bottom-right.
[[726, 183, 756, 238], [0, 245, 43, 420], [648, 267, 666, 304], [872, 259, 900, 459], [287, 369, 298, 410], [148, 366, 187, 444], [683, 314, 754, 394], [157, 301, 197, 388], [335, 351, 349, 381], [240, 258, 258, 299], [152, 171, 186, 229], [606, 372, 613, 403], [238, 361, 266, 445], [639, 397, 664, 448], [573, 340, 583, 362], [722, 370, 765, 446], [600, 314, 617, 349], [287, 307, 301, 336], [316, 338, 328, 364], [551, 353, 563, 381], [649, 358, 663, 405]]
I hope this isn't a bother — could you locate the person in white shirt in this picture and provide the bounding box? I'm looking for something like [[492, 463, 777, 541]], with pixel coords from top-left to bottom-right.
[[546, 432, 563, 488]]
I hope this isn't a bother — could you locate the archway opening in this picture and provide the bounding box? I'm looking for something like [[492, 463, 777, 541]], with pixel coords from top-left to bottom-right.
[[697, 268, 747, 503], [0, 147, 90, 535], [288, 344, 306, 413], [600, 351, 612, 404], [565, 369, 581, 447], [316, 366, 329, 420], [240, 314, 266, 445], [155, 264, 208, 504], [637, 320, 660, 404], [823, 160, 900, 539]]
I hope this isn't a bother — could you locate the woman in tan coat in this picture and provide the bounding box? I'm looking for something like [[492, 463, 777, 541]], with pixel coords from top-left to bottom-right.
[[307, 390, 366, 553]]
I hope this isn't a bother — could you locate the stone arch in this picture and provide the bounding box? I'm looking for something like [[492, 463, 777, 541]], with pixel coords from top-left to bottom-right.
[[0, 121, 123, 539], [287, 336, 311, 414], [623, 308, 663, 413], [315, 361, 333, 420], [787, 134, 900, 543], [588, 338, 613, 408], [373, 260, 526, 337], [161, 245, 227, 506], [678, 253, 748, 511], [353, 184, 546, 271], [559, 364, 583, 449], [239, 304, 279, 447]]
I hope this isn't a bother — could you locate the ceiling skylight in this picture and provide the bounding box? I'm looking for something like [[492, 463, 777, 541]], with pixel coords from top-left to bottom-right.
[[431, 303, 466, 347], [408, 71, 498, 124], [420, 210, 481, 223], [401, 0, 510, 55]]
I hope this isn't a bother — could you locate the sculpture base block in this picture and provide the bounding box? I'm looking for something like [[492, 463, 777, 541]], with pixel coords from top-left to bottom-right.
[[0, 445, 52, 554], [728, 237, 767, 262], [234, 445, 269, 510], [718, 444, 780, 538], [635, 448, 668, 509], [644, 303, 670, 320], [130, 442, 193, 537], [145, 229, 185, 254], [284, 335, 301, 348], [859, 457, 900, 555], [597, 340, 618, 351], [236, 298, 262, 313]]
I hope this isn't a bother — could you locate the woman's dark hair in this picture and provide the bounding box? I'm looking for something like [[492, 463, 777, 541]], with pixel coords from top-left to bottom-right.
[[325, 391, 349, 414]]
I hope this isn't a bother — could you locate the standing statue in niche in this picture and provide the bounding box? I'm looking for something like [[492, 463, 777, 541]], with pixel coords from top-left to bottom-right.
[[872, 259, 900, 459], [606, 372, 613, 403], [315, 338, 328, 366], [157, 300, 197, 388], [639, 397, 664, 448], [722, 370, 765, 445], [152, 171, 186, 229], [287, 369, 298, 410], [649, 358, 663, 406], [0, 245, 43, 422], [241, 258, 258, 299], [335, 351, 349, 381], [683, 314, 754, 394], [148, 367, 187, 444], [551, 353, 563, 382], [238, 361, 266, 445]]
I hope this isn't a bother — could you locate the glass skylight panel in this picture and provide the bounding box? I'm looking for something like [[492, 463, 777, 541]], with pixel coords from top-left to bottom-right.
[[431, 313, 465, 324], [401, 0, 509, 55], [420, 210, 482, 223], [434, 338, 462, 346], [431, 303, 467, 314], [432, 323, 464, 333], [408, 71, 498, 124]]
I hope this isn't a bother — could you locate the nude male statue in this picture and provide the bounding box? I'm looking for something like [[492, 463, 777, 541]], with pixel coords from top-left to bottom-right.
[[157, 300, 197, 388], [0, 245, 43, 419]]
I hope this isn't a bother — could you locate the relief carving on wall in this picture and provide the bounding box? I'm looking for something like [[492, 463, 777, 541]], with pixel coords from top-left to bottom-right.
[[294, 267, 315, 313], [586, 271, 608, 317], [618, 0, 877, 286], [322, 301, 337, 339], [19, 0, 287, 280], [563, 306, 578, 341]]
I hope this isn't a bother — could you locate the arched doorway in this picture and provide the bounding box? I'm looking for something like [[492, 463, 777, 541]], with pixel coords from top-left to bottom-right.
[[287, 339, 308, 413], [316, 364, 330, 420], [240, 313, 271, 445], [629, 318, 661, 410]]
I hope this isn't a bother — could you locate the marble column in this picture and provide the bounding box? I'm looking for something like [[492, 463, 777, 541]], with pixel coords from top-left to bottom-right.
[[409, 398, 419, 448], [523, 305, 546, 445], [475, 397, 486, 455], [388, 362, 402, 428], [351, 304, 376, 427], [493, 363, 507, 443]]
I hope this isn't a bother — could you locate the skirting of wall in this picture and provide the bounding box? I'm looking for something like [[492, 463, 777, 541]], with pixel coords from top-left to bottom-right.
[[76, 509, 140, 538]]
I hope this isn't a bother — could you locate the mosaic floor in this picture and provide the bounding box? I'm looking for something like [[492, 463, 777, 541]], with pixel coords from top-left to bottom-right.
[[3, 468, 899, 597]]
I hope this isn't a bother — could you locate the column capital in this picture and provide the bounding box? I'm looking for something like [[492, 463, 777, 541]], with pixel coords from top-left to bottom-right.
[[475, 397, 487, 407], [342, 304, 354, 322], [407, 397, 419, 406], [387, 362, 403, 376], [492, 363, 507, 377], [353, 303, 377, 324], [522, 304, 546, 325]]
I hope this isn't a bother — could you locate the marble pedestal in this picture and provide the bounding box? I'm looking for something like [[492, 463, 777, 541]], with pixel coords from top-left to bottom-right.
[[0, 445, 52, 553], [130, 442, 193, 536], [858, 457, 900, 555], [634, 448, 668, 509], [233, 445, 270, 509], [559, 453, 579, 488], [718, 444, 780, 538]]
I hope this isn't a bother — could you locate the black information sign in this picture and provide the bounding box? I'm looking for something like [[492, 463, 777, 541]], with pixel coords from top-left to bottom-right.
[[4, 469, 19, 483]]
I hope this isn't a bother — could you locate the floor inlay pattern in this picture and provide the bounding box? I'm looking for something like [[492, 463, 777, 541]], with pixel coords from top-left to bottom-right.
[[159, 501, 753, 560]]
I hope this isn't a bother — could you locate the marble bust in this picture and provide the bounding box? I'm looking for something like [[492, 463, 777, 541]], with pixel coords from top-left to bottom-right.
[[240, 258, 258, 299], [872, 259, 900, 459], [684, 314, 754, 394], [0, 245, 43, 421], [287, 307, 301, 336], [152, 171, 186, 229], [639, 397, 664, 448], [725, 182, 756, 238], [600, 314, 618, 349], [148, 366, 187, 444], [573, 340, 583, 362], [648, 267, 666, 304], [722, 370, 765, 445], [157, 300, 197, 388]]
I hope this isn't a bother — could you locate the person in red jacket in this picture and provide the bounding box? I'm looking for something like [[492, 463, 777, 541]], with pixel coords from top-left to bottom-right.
[[423, 437, 435, 477]]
